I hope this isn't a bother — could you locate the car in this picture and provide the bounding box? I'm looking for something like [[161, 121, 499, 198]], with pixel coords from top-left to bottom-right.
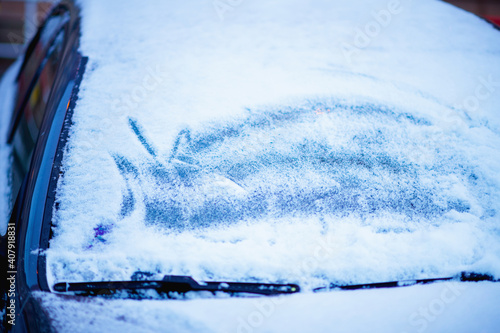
[[1, 0, 500, 332]]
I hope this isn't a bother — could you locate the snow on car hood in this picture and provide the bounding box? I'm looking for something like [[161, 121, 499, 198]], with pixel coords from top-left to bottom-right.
[[34, 282, 500, 333], [46, 0, 500, 289]]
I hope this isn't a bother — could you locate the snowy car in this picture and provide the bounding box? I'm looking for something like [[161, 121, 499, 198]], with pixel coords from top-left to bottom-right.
[[1, 0, 500, 332]]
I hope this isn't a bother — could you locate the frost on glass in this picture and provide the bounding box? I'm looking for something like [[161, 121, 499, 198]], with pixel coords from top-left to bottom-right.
[[108, 102, 478, 234]]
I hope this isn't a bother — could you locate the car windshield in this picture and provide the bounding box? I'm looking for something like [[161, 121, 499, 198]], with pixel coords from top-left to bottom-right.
[[117, 103, 455, 229], [45, 0, 500, 292]]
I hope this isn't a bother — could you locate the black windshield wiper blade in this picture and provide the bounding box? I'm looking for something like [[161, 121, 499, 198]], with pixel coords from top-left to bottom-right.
[[53, 275, 300, 296], [314, 272, 498, 292]]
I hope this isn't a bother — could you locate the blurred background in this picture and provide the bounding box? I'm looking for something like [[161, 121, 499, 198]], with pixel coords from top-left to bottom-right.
[[0, 0, 55, 76], [448, 0, 500, 24], [0, 0, 499, 78]]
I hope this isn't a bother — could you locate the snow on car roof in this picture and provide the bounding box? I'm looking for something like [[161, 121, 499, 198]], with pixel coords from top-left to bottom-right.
[[46, 0, 500, 290]]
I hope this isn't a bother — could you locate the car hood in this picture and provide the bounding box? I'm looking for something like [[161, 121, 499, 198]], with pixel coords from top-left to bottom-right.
[[36, 281, 500, 333]]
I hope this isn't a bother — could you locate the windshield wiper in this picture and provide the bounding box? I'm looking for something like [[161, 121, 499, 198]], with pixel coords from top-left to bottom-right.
[[53, 272, 496, 297], [313, 272, 498, 292], [53, 275, 300, 297]]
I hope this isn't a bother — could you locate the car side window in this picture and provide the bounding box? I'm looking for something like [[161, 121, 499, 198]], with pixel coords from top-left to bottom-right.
[[10, 26, 66, 206], [15, 10, 69, 112]]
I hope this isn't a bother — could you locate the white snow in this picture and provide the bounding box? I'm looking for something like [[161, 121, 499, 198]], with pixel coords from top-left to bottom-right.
[[31, 0, 500, 330], [46, 0, 500, 287], [35, 281, 500, 333]]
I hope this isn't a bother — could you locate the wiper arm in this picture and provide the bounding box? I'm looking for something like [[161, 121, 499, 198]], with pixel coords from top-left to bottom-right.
[[314, 272, 498, 292], [54, 272, 495, 297], [54, 275, 300, 296]]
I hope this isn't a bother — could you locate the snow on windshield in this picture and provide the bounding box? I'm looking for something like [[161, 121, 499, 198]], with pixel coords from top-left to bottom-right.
[[46, 0, 500, 290]]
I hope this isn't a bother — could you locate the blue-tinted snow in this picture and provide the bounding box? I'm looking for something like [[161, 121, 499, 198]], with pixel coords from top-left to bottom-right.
[[35, 282, 500, 333], [0, 60, 21, 235], [46, 0, 500, 294]]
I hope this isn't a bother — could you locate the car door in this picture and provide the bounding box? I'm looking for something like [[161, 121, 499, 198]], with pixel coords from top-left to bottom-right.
[[7, 7, 70, 207]]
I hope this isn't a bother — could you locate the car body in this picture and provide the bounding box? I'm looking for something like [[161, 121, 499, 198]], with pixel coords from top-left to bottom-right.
[[1, 0, 500, 332]]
